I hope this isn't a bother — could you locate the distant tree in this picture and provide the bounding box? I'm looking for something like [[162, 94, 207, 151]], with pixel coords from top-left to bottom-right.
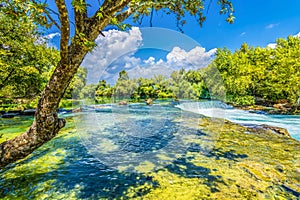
[[118, 70, 130, 81], [214, 36, 300, 105], [114, 73, 138, 99], [95, 80, 113, 98], [81, 84, 98, 99], [64, 67, 87, 99]]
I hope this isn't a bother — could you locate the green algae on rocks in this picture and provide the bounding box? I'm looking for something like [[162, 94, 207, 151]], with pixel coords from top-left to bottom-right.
[[0, 114, 299, 199]]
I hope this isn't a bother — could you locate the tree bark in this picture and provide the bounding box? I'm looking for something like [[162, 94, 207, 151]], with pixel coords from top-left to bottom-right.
[[0, 44, 86, 167]]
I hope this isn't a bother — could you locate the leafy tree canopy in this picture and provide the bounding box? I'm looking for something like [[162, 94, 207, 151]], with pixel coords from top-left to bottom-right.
[[0, 8, 59, 99]]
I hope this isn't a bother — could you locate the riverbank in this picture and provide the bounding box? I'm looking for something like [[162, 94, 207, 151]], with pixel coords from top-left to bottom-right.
[[229, 99, 300, 115]]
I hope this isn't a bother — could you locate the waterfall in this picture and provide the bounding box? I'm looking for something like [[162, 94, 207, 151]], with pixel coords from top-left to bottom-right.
[[175, 100, 233, 119], [175, 100, 300, 140]]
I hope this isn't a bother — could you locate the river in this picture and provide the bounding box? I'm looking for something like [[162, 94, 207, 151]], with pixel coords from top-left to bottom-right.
[[0, 101, 299, 199], [176, 101, 300, 140]]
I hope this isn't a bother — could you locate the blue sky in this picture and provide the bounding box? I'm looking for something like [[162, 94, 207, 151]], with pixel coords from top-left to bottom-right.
[[47, 0, 300, 51], [128, 0, 300, 50]]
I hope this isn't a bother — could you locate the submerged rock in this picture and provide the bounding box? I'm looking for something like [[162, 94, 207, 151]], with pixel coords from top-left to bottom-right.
[[0, 105, 299, 199], [241, 124, 291, 138], [146, 98, 153, 105], [254, 124, 290, 138], [119, 101, 128, 105], [71, 107, 82, 113]]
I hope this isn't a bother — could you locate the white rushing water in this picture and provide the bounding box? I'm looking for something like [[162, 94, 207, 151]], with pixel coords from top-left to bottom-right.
[[176, 101, 300, 140]]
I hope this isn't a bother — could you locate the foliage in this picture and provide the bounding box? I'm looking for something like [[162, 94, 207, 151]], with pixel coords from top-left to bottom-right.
[[91, 36, 300, 107], [114, 71, 139, 100], [0, 11, 59, 99], [0, 0, 237, 168], [93, 69, 209, 101], [214, 36, 300, 105], [64, 67, 87, 99], [81, 84, 98, 99]]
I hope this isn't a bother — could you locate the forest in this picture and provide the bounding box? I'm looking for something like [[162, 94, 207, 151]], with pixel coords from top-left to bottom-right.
[[92, 35, 300, 109]]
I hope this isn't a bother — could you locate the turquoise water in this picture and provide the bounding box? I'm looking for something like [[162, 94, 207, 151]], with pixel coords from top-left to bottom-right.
[[177, 101, 300, 140], [0, 101, 299, 199], [73, 103, 218, 172]]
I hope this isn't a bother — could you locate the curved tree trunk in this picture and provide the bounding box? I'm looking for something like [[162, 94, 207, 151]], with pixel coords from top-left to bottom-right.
[[0, 0, 145, 168], [0, 44, 86, 167]]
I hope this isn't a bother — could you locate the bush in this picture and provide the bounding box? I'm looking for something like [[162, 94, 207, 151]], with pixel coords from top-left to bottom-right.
[[231, 95, 255, 106]]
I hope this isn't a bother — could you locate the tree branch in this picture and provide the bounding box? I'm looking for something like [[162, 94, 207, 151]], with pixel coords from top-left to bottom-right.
[[115, 7, 132, 22], [44, 7, 61, 29], [55, 0, 70, 64], [46, 7, 60, 17], [45, 10, 61, 30], [91, 0, 131, 25], [101, 0, 131, 13], [74, 0, 87, 34], [86, 0, 131, 41]]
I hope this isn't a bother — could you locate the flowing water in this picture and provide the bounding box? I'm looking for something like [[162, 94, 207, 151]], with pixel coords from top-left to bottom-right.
[[0, 101, 299, 199], [176, 101, 300, 140]]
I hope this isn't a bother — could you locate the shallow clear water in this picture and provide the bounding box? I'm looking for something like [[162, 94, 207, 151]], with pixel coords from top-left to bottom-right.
[[0, 102, 299, 199], [177, 101, 300, 140], [73, 103, 220, 172]]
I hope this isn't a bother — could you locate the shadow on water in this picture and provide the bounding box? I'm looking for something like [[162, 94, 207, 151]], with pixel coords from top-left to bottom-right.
[[0, 126, 251, 199], [0, 132, 158, 199], [1, 102, 300, 199], [103, 118, 177, 153], [0, 113, 252, 199], [188, 143, 248, 161], [164, 157, 225, 193]]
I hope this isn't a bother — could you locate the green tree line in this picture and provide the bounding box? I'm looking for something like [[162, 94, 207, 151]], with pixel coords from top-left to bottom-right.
[[214, 36, 300, 105], [93, 69, 210, 102], [1, 8, 299, 108], [92, 36, 300, 106]]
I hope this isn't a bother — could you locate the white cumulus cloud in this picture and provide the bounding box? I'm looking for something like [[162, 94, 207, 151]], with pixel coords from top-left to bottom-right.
[[267, 43, 277, 49], [166, 46, 217, 70], [81, 27, 216, 84], [35, 32, 60, 48], [82, 27, 142, 84], [45, 32, 60, 40]]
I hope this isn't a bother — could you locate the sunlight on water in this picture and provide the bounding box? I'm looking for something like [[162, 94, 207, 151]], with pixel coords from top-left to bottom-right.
[[73, 103, 220, 172], [177, 101, 300, 140], [0, 102, 299, 199]]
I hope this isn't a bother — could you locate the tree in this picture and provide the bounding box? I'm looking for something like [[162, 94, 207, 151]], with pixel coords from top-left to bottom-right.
[[213, 36, 300, 106], [64, 67, 87, 99], [118, 70, 130, 81], [0, 0, 234, 167], [0, 11, 59, 99]]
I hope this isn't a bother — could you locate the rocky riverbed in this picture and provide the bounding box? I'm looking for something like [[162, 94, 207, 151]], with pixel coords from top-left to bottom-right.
[[0, 103, 299, 199]]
